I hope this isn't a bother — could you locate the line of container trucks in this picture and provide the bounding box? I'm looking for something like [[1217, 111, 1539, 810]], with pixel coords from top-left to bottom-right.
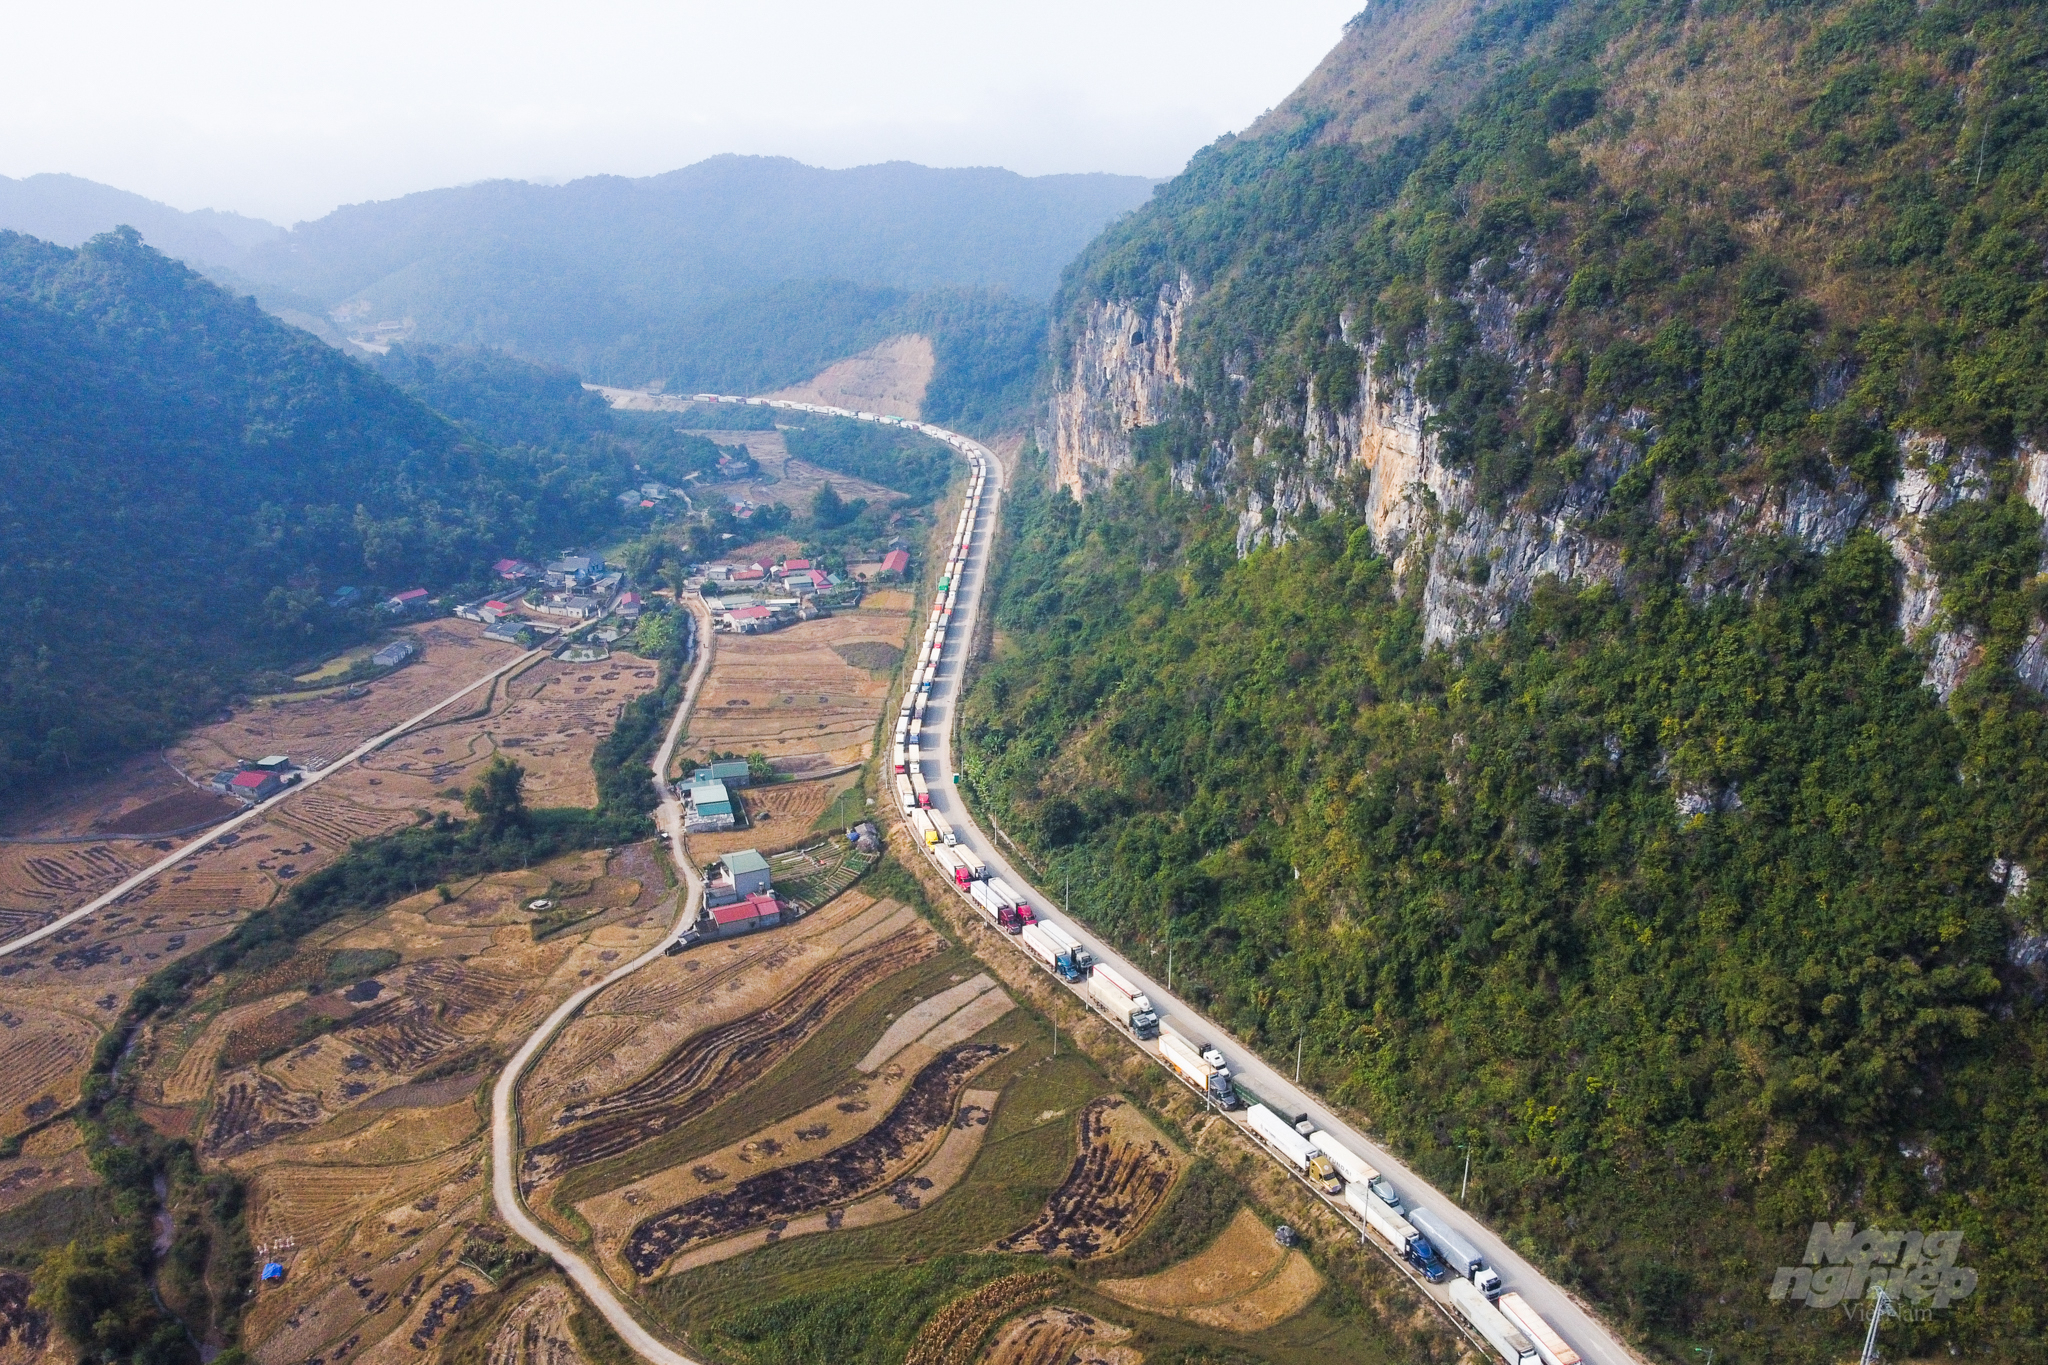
[[760, 399, 1585, 1365]]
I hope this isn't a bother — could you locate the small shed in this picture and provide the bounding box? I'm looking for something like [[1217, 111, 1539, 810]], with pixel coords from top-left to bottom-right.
[[372, 639, 417, 668]]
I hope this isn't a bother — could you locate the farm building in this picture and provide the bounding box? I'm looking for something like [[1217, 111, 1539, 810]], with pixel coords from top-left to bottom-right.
[[532, 594, 601, 619], [229, 770, 282, 801], [692, 759, 753, 787], [685, 780, 737, 832], [879, 549, 910, 578], [383, 588, 429, 612], [707, 893, 783, 936], [372, 639, 417, 668], [703, 848, 772, 906], [616, 592, 643, 620], [493, 558, 533, 579], [484, 620, 536, 646]]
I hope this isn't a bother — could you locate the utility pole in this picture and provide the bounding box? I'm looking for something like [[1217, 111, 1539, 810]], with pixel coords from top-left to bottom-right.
[[1296, 1035, 1303, 1083], [1860, 1288, 1897, 1365], [1460, 1146, 1471, 1202]]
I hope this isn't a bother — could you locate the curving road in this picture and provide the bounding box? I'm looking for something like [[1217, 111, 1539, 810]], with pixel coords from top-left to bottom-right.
[[739, 396, 1643, 1365], [491, 395, 1644, 1365], [489, 595, 714, 1365]]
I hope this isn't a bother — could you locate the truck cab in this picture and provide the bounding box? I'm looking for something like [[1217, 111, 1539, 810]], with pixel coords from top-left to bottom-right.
[[1304, 1151, 1344, 1195], [1407, 1236, 1451, 1282], [1013, 903, 1037, 926], [1052, 951, 1085, 983], [1208, 1072, 1240, 1108], [1368, 1175, 1402, 1213], [1130, 1005, 1160, 1039]]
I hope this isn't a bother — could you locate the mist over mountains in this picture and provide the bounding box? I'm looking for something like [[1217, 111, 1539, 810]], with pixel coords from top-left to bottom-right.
[[0, 157, 1156, 423]]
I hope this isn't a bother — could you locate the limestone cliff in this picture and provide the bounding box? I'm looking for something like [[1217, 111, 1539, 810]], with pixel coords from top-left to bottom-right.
[[1051, 273, 2048, 695]]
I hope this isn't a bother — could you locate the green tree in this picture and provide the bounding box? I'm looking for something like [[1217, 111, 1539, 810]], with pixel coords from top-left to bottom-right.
[[464, 754, 529, 837]]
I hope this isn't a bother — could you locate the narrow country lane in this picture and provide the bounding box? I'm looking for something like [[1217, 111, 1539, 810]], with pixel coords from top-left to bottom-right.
[[490, 594, 714, 1364]]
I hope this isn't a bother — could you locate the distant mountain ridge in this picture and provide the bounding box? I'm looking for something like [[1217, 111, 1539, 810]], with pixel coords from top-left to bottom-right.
[[0, 172, 283, 270], [0, 156, 1152, 430]]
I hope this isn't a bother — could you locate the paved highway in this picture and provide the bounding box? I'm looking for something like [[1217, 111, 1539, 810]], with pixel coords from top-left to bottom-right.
[[884, 418, 1647, 1365]]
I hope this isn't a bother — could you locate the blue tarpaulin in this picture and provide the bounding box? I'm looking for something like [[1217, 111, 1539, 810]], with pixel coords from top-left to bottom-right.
[[261, 1262, 285, 1281]]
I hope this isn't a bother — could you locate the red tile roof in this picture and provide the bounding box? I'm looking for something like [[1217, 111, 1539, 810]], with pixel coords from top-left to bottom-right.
[[782, 558, 811, 571], [880, 549, 910, 574], [229, 771, 271, 789], [391, 588, 428, 603]]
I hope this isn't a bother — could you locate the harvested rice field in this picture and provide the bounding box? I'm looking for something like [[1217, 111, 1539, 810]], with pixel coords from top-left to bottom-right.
[[682, 610, 912, 774], [978, 1305, 1141, 1365], [1098, 1207, 1325, 1331], [120, 843, 675, 1365]]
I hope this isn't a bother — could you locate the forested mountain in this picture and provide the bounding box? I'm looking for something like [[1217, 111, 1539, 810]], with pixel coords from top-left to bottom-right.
[[963, 0, 2048, 1360], [218, 156, 1152, 423], [0, 230, 644, 800]]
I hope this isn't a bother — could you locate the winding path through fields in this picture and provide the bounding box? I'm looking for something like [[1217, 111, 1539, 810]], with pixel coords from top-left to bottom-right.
[[488, 399, 1645, 1365]]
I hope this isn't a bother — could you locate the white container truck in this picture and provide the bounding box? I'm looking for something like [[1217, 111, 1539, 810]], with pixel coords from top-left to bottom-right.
[[894, 774, 916, 812], [1447, 1279, 1538, 1365], [1308, 1130, 1374, 1188], [1019, 923, 1063, 972], [926, 812, 955, 846], [985, 877, 1032, 921], [1245, 1104, 1341, 1193], [1033, 921, 1091, 971], [931, 844, 970, 887], [909, 810, 938, 846], [1408, 1208, 1502, 1297], [1088, 963, 1160, 1038], [1159, 1032, 1239, 1107], [1495, 1295, 1579, 1365], [955, 847, 987, 880], [1346, 1183, 1448, 1281]]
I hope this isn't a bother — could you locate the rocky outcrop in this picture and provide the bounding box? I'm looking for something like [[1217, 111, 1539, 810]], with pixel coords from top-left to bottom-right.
[[1052, 277, 2048, 691], [1049, 275, 1194, 497]]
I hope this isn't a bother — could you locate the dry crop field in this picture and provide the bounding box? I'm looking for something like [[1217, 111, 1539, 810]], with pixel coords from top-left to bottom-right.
[[116, 844, 673, 1365], [680, 427, 904, 514], [0, 624, 659, 1146]]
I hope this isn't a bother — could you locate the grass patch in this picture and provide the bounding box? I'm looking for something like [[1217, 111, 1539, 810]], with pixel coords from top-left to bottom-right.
[[810, 780, 870, 833], [551, 945, 980, 1209], [0, 1185, 107, 1269], [831, 641, 904, 674], [323, 947, 400, 985], [1077, 1157, 1242, 1282]]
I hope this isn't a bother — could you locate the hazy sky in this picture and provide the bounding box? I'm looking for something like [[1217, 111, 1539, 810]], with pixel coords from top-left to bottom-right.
[[1, 0, 1359, 226]]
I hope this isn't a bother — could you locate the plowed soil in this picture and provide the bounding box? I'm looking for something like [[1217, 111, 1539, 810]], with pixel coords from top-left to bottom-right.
[[622, 1042, 1006, 1275], [978, 1306, 1140, 1365], [521, 925, 936, 1189], [484, 1281, 582, 1365], [996, 1097, 1182, 1260]]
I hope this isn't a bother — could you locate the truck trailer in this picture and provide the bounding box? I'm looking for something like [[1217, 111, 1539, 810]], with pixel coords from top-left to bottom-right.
[[932, 845, 971, 886], [1312, 1131, 1403, 1211], [894, 774, 916, 812], [925, 812, 955, 846], [968, 879, 1018, 930], [1346, 1184, 1447, 1281], [1245, 1105, 1342, 1194], [1494, 1295, 1579, 1365], [1088, 963, 1160, 1038], [1408, 1208, 1502, 1297], [1159, 1033, 1239, 1107], [909, 810, 938, 846], [954, 847, 987, 880], [1019, 923, 1067, 975], [1032, 921, 1091, 972], [1447, 1279, 1538, 1365]]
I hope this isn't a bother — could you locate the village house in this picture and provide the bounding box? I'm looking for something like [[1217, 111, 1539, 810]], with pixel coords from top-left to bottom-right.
[[692, 759, 753, 787], [382, 588, 429, 612], [371, 639, 417, 668], [879, 548, 911, 579], [684, 779, 737, 832], [615, 592, 643, 621], [702, 848, 772, 907]]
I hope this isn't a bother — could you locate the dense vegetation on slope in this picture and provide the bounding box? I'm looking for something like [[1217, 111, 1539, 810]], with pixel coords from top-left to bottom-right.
[[0, 233, 638, 802], [967, 0, 2048, 1360]]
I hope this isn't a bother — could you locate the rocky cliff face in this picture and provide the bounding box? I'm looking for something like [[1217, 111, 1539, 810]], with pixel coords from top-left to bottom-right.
[[1048, 274, 1193, 497], [1053, 276, 2048, 696]]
